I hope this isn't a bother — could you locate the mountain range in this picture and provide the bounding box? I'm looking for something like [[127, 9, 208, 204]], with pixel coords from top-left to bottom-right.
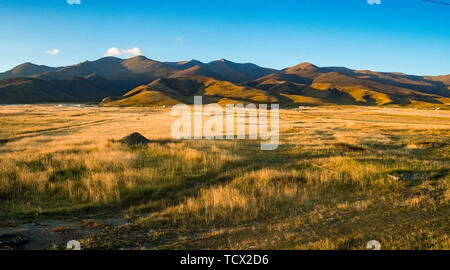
[[0, 56, 448, 108]]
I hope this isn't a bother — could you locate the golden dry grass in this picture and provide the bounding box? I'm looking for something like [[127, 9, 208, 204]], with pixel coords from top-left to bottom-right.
[[0, 105, 448, 250]]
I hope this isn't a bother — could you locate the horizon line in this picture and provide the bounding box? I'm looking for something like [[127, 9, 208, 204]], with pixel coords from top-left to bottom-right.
[[1, 55, 449, 77]]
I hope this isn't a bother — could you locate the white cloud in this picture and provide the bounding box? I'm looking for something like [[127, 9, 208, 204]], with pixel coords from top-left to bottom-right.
[[105, 47, 122, 57], [67, 0, 81, 5], [175, 37, 184, 44], [105, 47, 144, 57], [46, 49, 60, 55], [122, 47, 144, 56]]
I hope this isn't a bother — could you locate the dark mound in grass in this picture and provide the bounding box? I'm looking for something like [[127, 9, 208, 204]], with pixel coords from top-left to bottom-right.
[[119, 132, 151, 146], [333, 142, 366, 152], [0, 233, 30, 248]]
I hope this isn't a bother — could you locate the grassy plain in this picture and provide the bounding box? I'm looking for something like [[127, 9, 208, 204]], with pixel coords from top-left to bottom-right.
[[0, 105, 448, 249]]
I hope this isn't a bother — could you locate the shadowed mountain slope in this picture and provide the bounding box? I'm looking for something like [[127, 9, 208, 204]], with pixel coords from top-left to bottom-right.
[[0, 76, 117, 104], [169, 65, 225, 80], [100, 76, 278, 107], [0, 57, 448, 107], [165, 59, 277, 83], [245, 62, 449, 108], [35, 56, 178, 92], [0, 63, 62, 80], [205, 59, 278, 83]]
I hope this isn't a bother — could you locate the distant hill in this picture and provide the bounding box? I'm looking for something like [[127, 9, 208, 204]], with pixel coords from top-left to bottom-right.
[[165, 60, 206, 70], [0, 75, 117, 104], [100, 76, 277, 107], [35, 56, 178, 91], [0, 63, 61, 80], [170, 65, 225, 80], [204, 59, 277, 83], [0, 56, 448, 107], [425, 75, 450, 86], [165, 59, 277, 83], [244, 62, 450, 108]]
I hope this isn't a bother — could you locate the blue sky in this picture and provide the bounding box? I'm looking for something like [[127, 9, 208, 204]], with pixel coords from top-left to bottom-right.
[[0, 0, 449, 75]]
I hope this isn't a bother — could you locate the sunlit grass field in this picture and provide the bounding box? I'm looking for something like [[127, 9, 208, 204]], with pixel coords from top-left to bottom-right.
[[0, 105, 449, 250]]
